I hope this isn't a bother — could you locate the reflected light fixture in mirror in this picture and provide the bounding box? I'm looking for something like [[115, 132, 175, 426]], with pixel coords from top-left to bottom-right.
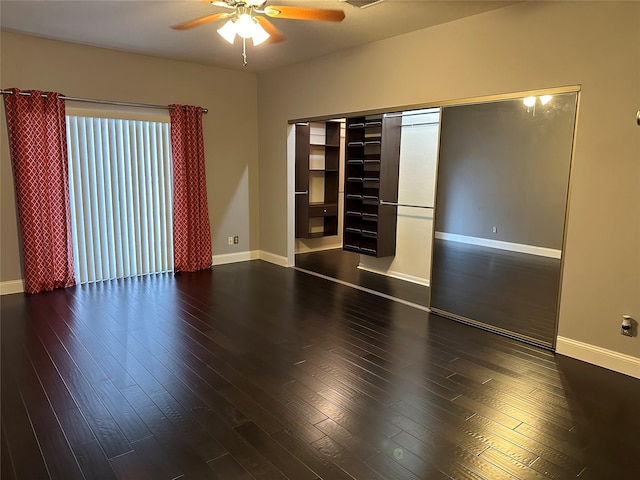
[[523, 96, 537, 115], [523, 94, 553, 115]]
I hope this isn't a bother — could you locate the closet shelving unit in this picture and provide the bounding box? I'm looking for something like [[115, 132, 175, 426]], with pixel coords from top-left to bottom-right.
[[343, 113, 402, 257], [295, 121, 341, 238]]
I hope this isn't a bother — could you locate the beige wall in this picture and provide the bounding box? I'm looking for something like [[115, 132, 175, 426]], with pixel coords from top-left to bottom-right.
[[436, 95, 575, 249], [257, 2, 640, 357], [0, 32, 260, 283]]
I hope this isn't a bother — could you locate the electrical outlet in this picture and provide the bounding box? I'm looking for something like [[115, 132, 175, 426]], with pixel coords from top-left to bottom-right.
[[621, 315, 633, 337], [227, 236, 233, 246], [233, 236, 239, 245], [492, 226, 497, 234]]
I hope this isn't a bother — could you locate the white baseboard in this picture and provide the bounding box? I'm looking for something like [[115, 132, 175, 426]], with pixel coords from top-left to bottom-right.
[[258, 250, 290, 267], [0, 279, 24, 295], [4, 253, 280, 294], [556, 336, 640, 379], [357, 264, 429, 287], [435, 232, 562, 259], [212, 251, 259, 266]]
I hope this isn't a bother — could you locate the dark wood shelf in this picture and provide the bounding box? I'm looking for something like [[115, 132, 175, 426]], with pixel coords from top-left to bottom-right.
[[295, 121, 342, 239], [343, 113, 401, 257]]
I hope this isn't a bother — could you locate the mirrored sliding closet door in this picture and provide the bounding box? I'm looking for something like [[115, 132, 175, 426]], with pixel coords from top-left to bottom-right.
[[429, 92, 578, 348]]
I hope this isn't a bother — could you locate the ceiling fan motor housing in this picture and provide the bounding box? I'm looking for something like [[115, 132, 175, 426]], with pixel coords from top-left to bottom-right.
[[219, 0, 267, 8]]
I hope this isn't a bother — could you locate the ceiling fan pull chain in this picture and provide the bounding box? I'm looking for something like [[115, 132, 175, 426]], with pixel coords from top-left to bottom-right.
[[242, 37, 248, 67]]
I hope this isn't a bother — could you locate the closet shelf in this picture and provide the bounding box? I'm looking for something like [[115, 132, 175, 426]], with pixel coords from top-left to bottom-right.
[[343, 114, 401, 257], [295, 121, 341, 239]]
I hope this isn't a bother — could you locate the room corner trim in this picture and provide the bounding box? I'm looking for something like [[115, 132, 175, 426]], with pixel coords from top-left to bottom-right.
[[259, 250, 290, 267], [212, 250, 259, 266], [356, 264, 430, 287], [435, 232, 562, 259], [0, 279, 25, 295], [556, 336, 640, 379]]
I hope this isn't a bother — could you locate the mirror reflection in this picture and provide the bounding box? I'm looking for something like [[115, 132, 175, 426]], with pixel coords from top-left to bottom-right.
[[430, 92, 578, 346]]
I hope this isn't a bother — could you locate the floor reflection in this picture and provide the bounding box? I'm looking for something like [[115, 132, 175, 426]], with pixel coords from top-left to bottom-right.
[[295, 248, 429, 307], [430, 239, 560, 346]]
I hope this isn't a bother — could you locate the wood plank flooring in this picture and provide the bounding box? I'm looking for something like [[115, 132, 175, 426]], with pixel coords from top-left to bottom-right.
[[296, 243, 558, 346], [431, 239, 561, 346], [2, 260, 639, 479], [295, 249, 429, 307]]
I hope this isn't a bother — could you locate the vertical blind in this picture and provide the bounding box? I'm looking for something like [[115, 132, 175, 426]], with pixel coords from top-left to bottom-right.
[[66, 116, 173, 284]]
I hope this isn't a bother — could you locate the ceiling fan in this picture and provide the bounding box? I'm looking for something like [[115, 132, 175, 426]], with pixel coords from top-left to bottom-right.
[[172, 0, 346, 66]]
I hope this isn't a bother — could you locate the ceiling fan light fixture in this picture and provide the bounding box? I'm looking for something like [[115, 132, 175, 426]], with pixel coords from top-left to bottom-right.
[[236, 13, 256, 39], [251, 23, 271, 46], [175, 0, 346, 65], [217, 19, 237, 43]]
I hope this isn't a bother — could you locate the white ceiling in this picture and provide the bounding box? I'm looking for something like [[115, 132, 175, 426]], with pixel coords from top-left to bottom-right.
[[1, 0, 515, 72]]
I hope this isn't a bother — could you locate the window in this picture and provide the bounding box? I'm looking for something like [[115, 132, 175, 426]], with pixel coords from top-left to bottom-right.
[[66, 115, 173, 283]]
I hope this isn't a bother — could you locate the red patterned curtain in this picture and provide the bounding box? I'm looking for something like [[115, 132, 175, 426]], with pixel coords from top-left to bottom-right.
[[4, 88, 75, 294], [169, 105, 212, 272]]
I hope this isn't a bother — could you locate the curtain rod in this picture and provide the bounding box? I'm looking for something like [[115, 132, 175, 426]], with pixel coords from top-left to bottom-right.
[[0, 90, 208, 114]]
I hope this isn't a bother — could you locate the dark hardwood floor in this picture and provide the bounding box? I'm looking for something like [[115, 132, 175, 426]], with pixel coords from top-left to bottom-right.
[[431, 240, 561, 347], [295, 248, 429, 307], [2, 260, 639, 479], [296, 243, 559, 347]]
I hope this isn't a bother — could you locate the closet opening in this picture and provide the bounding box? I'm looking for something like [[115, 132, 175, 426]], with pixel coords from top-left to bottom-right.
[[289, 108, 440, 309], [286, 86, 579, 350]]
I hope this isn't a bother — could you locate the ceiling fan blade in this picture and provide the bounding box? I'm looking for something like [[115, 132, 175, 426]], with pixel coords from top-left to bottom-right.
[[201, 0, 235, 9], [264, 6, 345, 22], [255, 16, 286, 43], [171, 12, 231, 30]]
